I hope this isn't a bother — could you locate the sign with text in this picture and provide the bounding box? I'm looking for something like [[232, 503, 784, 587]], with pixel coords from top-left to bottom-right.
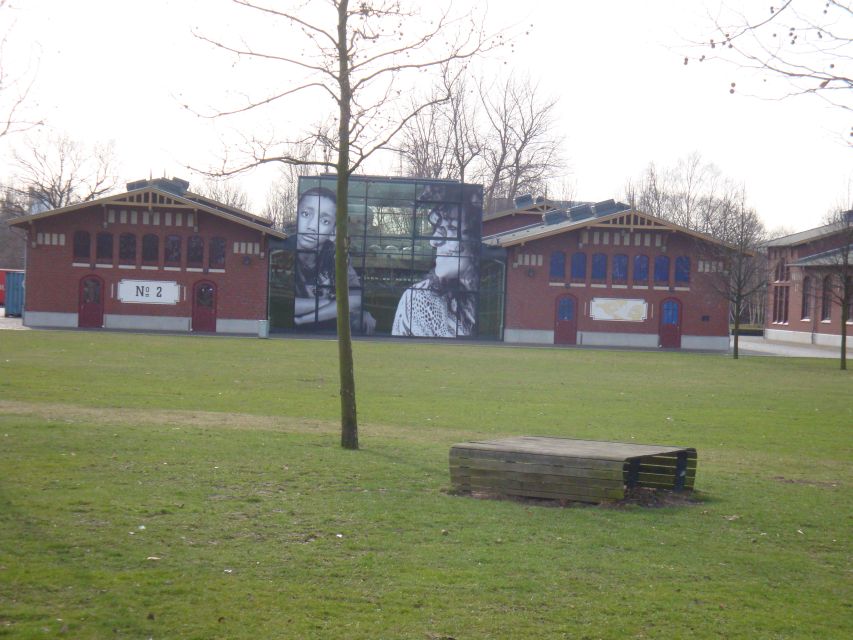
[[590, 298, 648, 322], [117, 280, 181, 305]]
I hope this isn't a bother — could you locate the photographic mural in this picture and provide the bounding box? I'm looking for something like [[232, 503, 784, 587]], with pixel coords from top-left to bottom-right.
[[269, 176, 493, 338]]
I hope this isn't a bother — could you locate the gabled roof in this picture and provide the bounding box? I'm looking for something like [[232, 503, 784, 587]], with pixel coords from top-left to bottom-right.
[[483, 206, 731, 249], [7, 183, 287, 239], [790, 244, 852, 267], [764, 220, 849, 248]]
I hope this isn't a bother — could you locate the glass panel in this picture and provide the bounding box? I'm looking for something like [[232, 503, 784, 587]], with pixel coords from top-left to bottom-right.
[[187, 235, 204, 266], [612, 254, 628, 282], [209, 237, 226, 268], [119, 233, 136, 262], [142, 234, 159, 263], [675, 256, 690, 283], [571, 252, 586, 280], [592, 253, 607, 280], [550, 252, 566, 279], [73, 231, 90, 260], [633, 255, 649, 283], [654, 256, 670, 283], [558, 297, 574, 321], [165, 235, 181, 265], [96, 233, 113, 260], [82, 278, 100, 303], [196, 283, 214, 308], [662, 300, 678, 325]]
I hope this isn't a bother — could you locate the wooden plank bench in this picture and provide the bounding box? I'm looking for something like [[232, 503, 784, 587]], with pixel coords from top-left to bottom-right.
[[449, 436, 697, 503]]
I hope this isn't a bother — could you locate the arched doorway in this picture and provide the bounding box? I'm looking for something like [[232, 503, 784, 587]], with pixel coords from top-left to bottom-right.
[[192, 281, 217, 332], [659, 298, 682, 348], [78, 275, 104, 328], [554, 294, 577, 345]]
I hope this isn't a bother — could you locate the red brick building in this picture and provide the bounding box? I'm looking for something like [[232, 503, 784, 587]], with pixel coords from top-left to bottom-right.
[[764, 214, 853, 347], [484, 199, 732, 350], [8, 178, 285, 333]]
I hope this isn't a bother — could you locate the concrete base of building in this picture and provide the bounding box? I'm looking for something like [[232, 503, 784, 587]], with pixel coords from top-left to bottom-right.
[[681, 335, 729, 351], [766, 327, 849, 348], [503, 328, 554, 344], [105, 314, 191, 332], [216, 318, 264, 335], [23, 311, 78, 328], [578, 331, 657, 348]]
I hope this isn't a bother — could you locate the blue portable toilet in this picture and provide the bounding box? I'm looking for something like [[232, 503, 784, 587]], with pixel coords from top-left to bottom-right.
[[4, 271, 24, 317]]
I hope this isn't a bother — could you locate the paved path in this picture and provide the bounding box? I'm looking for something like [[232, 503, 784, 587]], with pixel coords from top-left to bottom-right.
[[0, 309, 28, 330], [733, 335, 850, 359]]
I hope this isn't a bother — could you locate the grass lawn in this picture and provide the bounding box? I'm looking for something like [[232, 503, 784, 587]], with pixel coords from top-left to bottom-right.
[[0, 331, 850, 639]]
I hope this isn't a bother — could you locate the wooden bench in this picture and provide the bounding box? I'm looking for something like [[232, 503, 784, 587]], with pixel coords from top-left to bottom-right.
[[449, 436, 697, 503]]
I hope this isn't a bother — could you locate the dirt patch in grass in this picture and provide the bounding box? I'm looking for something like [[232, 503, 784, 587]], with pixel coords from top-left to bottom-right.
[[0, 399, 337, 434], [773, 476, 840, 489], [457, 486, 703, 509]]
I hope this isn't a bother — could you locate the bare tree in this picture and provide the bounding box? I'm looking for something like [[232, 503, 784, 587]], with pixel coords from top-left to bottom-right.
[[196, 0, 499, 449], [195, 177, 250, 211], [809, 206, 853, 369], [262, 144, 318, 230], [688, 1, 852, 138], [0, 0, 41, 139], [10, 132, 117, 210], [477, 75, 564, 213], [704, 191, 769, 358], [0, 184, 26, 268]]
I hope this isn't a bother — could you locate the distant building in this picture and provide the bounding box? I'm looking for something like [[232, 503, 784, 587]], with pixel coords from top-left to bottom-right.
[[764, 214, 853, 347], [483, 198, 734, 350], [7, 178, 285, 333]]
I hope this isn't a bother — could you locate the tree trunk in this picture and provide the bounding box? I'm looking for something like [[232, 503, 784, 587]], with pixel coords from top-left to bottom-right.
[[841, 290, 848, 372], [336, 0, 358, 449], [732, 298, 741, 359]]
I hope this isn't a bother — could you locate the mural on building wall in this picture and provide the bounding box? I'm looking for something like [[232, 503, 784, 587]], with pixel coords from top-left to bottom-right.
[[270, 176, 488, 338]]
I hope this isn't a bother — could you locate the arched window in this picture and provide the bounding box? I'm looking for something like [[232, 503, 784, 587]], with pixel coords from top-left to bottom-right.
[[633, 255, 649, 284], [591, 253, 607, 281], [165, 235, 182, 266], [210, 237, 226, 269], [549, 251, 566, 279], [187, 235, 204, 268], [675, 256, 690, 283], [73, 231, 90, 260], [142, 234, 159, 264], [654, 255, 670, 284], [570, 252, 586, 281], [612, 254, 628, 283], [801, 276, 812, 319], [96, 232, 113, 261], [821, 276, 833, 321], [119, 233, 136, 263]]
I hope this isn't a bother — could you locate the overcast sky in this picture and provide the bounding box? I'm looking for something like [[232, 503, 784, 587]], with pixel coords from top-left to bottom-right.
[[1, 0, 850, 233]]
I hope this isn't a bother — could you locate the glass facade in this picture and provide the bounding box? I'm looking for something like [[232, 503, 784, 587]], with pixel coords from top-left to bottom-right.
[[269, 176, 503, 339]]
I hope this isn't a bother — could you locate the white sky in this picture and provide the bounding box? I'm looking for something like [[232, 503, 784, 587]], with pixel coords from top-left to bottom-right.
[[1, 0, 850, 233]]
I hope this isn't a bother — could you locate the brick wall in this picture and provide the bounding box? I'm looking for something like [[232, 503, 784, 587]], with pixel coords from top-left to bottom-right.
[[21, 204, 271, 327]]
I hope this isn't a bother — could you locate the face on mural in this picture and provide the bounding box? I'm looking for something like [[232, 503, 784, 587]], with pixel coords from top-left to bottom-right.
[[297, 192, 336, 251], [429, 204, 472, 280]]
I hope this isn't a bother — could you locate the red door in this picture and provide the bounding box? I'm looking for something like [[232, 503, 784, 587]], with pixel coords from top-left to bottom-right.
[[659, 298, 682, 348], [192, 281, 217, 332], [554, 295, 577, 345], [78, 276, 104, 328]]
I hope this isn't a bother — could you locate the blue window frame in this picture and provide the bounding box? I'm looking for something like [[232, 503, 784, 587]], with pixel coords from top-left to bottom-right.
[[571, 252, 586, 280], [654, 255, 670, 283], [550, 251, 566, 279], [592, 253, 607, 281], [675, 256, 690, 283], [633, 255, 649, 283], [612, 254, 628, 283]]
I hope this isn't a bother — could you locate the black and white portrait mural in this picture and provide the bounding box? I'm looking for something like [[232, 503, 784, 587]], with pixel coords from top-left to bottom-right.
[[274, 176, 484, 338], [391, 184, 481, 337], [293, 186, 369, 332]]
